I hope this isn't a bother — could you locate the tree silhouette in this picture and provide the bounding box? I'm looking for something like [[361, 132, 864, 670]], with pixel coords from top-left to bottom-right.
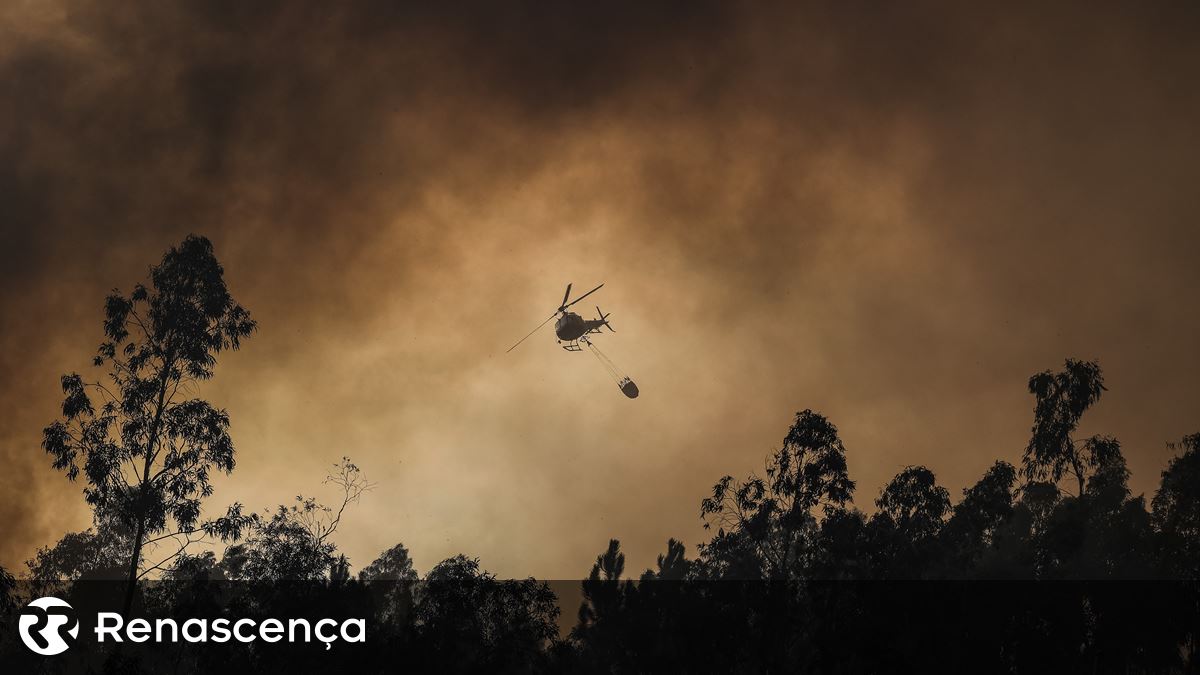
[[223, 458, 371, 581], [329, 554, 352, 584], [940, 460, 1017, 575], [0, 565, 13, 656], [0, 565, 14, 616], [867, 465, 951, 578], [25, 527, 130, 595], [571, 540, 644, 673], [1023, 359, 1110, 495], [360, 542, 419, 626], [641, 538, 691, 581], [699, 409, 854, 579], [577, 539, 628, 628], [416, 555, 559, 672], [1153, 434, 1200, 578], [876, 465, 950, 540], [360, 542, 419, 582], [40, 235, 256, 613]]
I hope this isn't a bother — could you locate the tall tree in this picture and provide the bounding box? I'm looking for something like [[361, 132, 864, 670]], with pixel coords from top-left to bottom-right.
[[700, 409, 855, 578], [1152, 433, 1200, 577], [573, 540, 639, 672], [1023, 359, 1110, 495], [875, 465, 951, 542], [578, 539, 628, 627], [41, 235, 256, 613], [869, 465, 951, 577]]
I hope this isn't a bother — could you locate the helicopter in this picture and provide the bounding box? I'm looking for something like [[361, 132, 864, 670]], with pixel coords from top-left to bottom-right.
[[506, 283, 612, 352], [506, 283, 639, 398]]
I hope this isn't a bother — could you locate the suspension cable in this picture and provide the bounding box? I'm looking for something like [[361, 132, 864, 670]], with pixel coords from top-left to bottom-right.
[[584, 338, 623, 382]]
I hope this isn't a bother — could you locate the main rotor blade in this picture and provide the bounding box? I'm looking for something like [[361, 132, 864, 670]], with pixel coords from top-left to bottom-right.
[[565, 283, 603, 309], [560, 283, 573, 309], [505, 313, 557, 353]]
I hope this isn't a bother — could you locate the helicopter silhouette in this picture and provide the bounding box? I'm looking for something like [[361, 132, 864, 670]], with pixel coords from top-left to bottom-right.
[[506, 283, 612, 353], [506, 283, 639, 398]]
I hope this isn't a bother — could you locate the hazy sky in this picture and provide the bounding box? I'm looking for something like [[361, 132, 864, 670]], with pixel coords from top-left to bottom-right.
[[2, 1, 1198, 578]]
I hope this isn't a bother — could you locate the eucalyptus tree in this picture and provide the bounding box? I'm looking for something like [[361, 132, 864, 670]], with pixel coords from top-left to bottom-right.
[[41, 235, 256, 613], [1023, 359, 1115, 495], [700, 410, 855, 578]]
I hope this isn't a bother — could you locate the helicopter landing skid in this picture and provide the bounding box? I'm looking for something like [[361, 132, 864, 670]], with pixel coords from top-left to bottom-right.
[[560, 340, 583, 352]]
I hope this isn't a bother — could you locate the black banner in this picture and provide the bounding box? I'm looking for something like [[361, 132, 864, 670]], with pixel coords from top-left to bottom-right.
[[3, 580, 1198, 673]]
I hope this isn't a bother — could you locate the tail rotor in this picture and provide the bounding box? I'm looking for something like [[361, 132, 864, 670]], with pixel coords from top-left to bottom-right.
[[596, 306, 614, 332]]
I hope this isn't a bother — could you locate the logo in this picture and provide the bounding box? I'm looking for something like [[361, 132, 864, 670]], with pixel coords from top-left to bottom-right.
[[14, 597, 365, 654], [18, 597, 80, 655]]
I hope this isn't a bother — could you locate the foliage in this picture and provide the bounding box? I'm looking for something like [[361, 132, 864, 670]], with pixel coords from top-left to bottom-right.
[[21, 527, 132, 614], [1153, 433, 1200, 577], [359, 543, 419, 582], [699, 409, 854, 578], [415, 555, 560, 672], [40, 235, 256, 611], [224, 458, 372, 582], [1023, 358, 1110, 494]]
